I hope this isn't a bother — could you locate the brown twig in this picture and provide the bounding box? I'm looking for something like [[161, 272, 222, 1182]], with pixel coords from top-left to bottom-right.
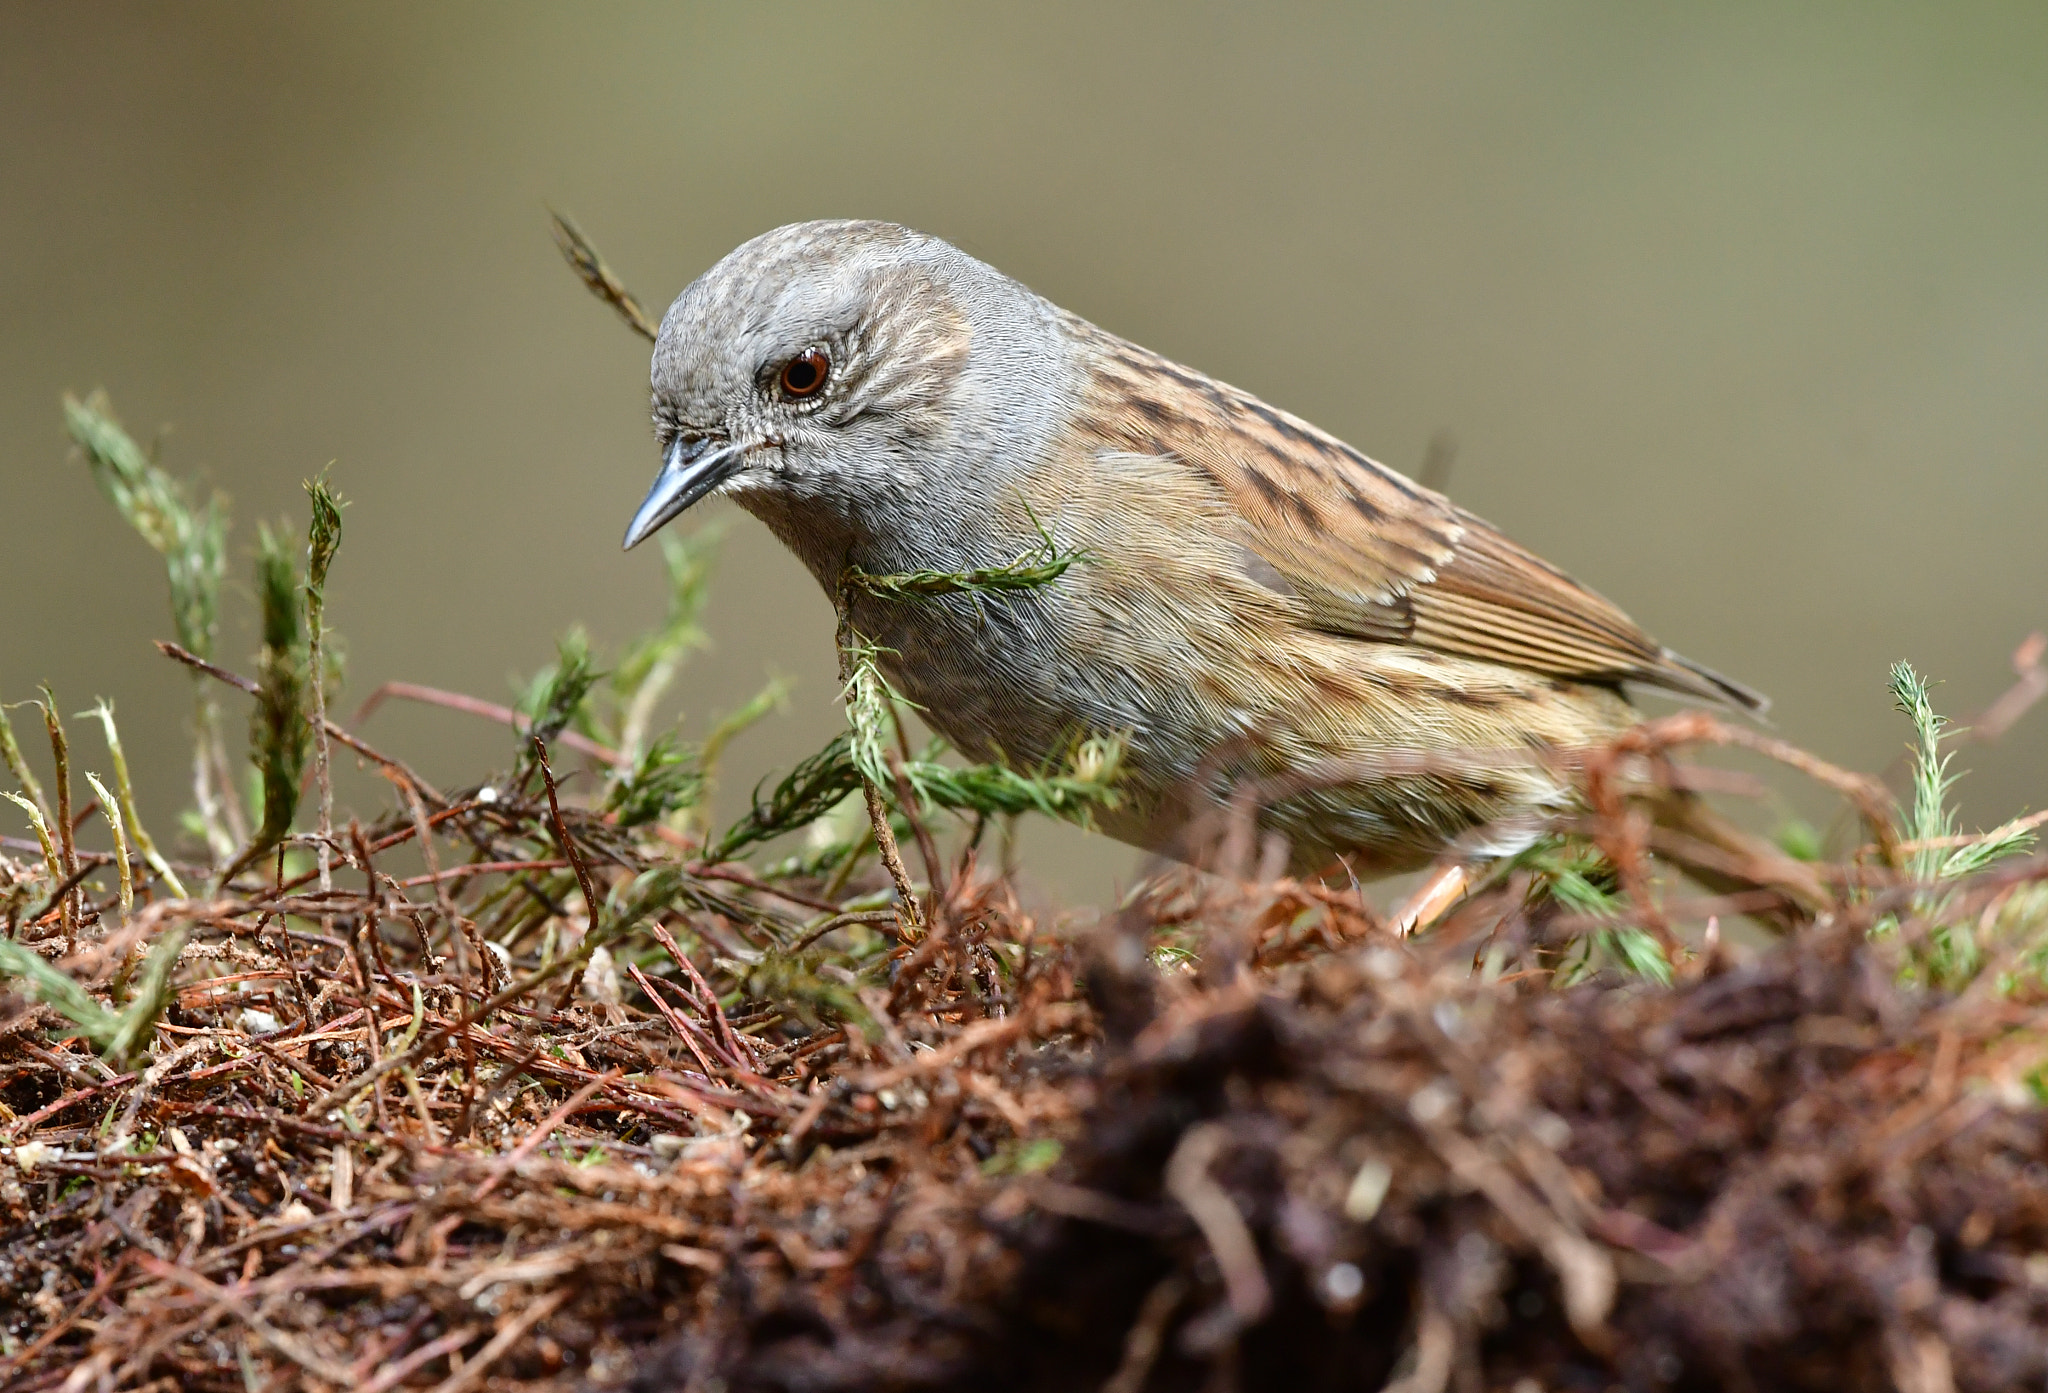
[[473, 1074, 614, 1201], [156, 641, 446, 805], [426, 1285, 570, 1393], [548, 209, 660, 342], [1975, 631, 2047, 741], [645, 922, 754, 1072], [134, 1253, 355, 1383], [354, 679, 622, 766], [535, 737, 603, 1008], [628, 963, 732, 1086]]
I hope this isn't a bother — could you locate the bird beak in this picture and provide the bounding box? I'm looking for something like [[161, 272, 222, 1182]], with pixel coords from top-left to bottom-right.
[[622, 436, 744, 550]]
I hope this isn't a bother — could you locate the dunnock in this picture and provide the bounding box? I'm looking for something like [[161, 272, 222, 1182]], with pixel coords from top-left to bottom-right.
[[623, 221, 1764, 895]]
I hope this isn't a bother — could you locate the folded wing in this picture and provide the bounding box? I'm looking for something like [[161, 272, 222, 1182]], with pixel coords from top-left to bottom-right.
[[1079, 327, 1766, 713]]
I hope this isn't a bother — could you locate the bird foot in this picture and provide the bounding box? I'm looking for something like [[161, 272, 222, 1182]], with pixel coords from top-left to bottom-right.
[[1391, 864, 1470, 938]]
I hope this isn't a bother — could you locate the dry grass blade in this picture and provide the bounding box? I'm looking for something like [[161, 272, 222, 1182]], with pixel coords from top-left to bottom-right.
[[549, 209, 659, 342]]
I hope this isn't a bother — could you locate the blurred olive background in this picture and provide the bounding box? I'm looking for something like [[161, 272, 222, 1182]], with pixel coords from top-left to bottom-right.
[[4, 3, 2044, 902]]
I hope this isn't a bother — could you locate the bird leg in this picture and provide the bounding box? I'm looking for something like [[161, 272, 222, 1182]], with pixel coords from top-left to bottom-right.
[[1391, 863, 1471, 938]]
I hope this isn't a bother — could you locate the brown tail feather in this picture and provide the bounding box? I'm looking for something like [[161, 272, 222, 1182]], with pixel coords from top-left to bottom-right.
[[1658, 648, 1770, 716]]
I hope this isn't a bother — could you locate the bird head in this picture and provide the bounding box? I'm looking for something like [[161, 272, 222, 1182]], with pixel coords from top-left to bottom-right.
[[624, 220, 1070, 552]]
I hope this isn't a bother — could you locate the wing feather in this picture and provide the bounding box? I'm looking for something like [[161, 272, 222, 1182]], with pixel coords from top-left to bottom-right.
[[1073, 322, 1767, 712]]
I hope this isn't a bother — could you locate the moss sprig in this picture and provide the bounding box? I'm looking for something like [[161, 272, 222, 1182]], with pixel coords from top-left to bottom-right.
[[839, 510, 1085, 605]]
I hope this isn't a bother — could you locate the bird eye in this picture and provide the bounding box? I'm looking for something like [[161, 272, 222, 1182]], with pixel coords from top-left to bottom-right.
[[779, 349, 830, 398]]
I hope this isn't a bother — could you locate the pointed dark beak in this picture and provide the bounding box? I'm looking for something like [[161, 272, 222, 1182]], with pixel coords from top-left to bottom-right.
[[622, 436, 744, 550]]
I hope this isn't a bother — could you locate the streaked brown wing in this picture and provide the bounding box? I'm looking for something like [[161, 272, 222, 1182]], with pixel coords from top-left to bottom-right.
[[1078, 325, 1765, 711]]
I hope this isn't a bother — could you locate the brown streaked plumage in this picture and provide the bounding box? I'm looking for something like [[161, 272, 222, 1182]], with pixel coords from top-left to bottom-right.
[[623, 221, 1765, 882], [1074, 325, 1759, 710]]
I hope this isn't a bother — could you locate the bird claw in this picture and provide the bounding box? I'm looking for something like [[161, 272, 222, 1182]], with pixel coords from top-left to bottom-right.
[[1391, 864, 1470, 938]]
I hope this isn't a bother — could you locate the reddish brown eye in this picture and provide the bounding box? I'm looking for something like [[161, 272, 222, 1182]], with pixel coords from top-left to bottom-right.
[[780, 348, 829, 398]]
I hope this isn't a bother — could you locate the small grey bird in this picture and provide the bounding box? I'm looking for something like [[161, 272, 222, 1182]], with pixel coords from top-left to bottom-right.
[[623, 220, 1769, 908]]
